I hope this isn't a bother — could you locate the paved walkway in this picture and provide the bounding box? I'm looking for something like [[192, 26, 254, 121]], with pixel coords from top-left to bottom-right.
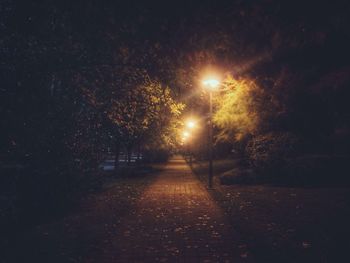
[[92, 155, 247, 262]]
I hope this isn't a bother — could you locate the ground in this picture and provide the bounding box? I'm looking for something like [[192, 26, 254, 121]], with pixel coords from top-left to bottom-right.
[[3, 156, 350, 262], [191, 158, 350, 262]]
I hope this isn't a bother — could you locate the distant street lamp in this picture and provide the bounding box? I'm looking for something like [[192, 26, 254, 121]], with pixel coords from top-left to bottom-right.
[[203, 77, 220, 188], [186, 120, 196, 129], [183, 131, 190, 138]]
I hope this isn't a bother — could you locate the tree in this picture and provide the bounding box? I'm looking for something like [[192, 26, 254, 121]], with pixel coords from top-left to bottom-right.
[[213, 74, 267, 144]]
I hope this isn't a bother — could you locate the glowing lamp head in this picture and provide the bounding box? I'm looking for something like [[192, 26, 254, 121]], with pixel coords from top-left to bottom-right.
[[183, 131, 190, 138], [186, 120, 196, 129], [202, 78, 220, 90]]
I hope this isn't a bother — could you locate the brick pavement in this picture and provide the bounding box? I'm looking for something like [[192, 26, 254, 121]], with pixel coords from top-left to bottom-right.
[[94, 155, 249, 263]]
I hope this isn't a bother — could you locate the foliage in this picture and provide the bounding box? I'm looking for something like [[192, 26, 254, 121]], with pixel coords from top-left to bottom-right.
[[213, 74, 267, 143], [284, 154, 350, 185], [245, 132, 300, 176], [76, 65, 185, 159], [139, 82, 185, 160]]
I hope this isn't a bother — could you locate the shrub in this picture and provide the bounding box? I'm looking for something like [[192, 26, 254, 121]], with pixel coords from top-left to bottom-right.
[[284, 154, 350, 185], [245, 132, 300, 177]]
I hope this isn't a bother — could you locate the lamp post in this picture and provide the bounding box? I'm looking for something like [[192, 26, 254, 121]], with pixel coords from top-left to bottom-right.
[[203, 78, 220, 188]]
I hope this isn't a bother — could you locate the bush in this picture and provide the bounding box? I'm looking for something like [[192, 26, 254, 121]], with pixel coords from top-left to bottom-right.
[[245, 132, 300, 177], [284, 154, 350, 185], [246, 132, 350, 185]]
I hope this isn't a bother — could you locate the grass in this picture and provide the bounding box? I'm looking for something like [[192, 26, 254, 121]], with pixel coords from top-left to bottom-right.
[[188, 157, 238, 183], [189, 156, 350, 262]]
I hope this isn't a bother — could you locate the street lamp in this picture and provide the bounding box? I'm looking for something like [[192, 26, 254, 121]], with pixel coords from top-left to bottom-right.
[[203, 79, 220, 89], [186, 120, 196, 129], [202, 77, 220, 188], [183, 131, 190, 138]]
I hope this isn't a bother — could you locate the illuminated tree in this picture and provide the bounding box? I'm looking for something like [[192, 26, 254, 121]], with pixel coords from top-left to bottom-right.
[[108, 78, 184, 164], [213, 75, 266, 144]]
